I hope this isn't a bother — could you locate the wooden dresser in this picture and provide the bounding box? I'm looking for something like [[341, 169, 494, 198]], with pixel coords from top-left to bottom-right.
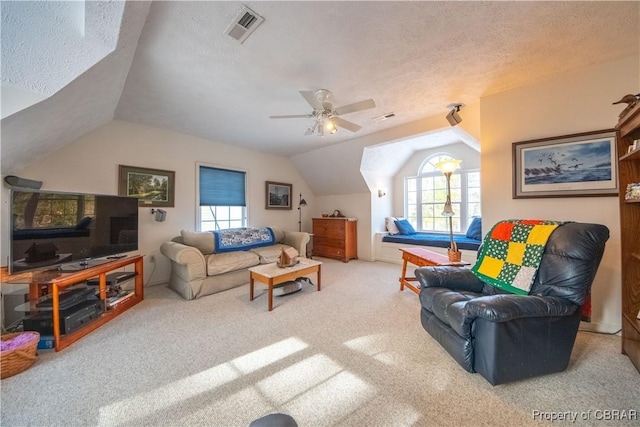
[[312, 218, 358, 262]]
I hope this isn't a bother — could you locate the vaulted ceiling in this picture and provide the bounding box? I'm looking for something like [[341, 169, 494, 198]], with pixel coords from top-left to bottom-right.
[[2, 1, 639, 175]]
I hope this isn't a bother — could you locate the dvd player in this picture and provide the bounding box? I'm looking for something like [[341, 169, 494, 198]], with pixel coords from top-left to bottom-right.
[[24, 300, 104, 335], [86, 271, 137, 287], [36, 287, 96, 310]]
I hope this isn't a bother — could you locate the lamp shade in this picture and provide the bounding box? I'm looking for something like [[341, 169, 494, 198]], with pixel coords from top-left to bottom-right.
[[442, 201, 455, 217], [299, 198, 307, 207], [435, 159, 462, 175]]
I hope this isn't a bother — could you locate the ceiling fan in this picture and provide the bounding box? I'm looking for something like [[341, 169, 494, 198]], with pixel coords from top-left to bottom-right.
[[269, 89, 376, 136]]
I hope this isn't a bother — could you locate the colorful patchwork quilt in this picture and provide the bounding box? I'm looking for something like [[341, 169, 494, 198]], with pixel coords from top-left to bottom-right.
[[213, 227, 275, 253], [471, 219, 564, 295]]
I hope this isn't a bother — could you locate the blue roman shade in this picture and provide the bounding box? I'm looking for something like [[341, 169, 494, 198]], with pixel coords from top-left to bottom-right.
[[199, 166, 246, 206]]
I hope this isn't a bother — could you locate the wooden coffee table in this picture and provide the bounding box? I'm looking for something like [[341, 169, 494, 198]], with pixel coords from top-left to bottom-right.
[[249, 259, 322, 311], [399, 247, 470, 295]]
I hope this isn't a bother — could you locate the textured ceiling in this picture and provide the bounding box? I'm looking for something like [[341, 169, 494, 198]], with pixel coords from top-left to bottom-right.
[[1, 1, 124, 95], [1, 1, 639, 177], [115, 1, 640, 157]]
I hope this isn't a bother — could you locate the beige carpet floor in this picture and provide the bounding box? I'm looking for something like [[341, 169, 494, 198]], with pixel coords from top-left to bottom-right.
[[1, 258, 638, 426]]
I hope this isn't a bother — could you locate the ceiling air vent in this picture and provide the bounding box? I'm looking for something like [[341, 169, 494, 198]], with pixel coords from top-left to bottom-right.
[[224, 6, 264, 44], [372, 112, 396, 123]]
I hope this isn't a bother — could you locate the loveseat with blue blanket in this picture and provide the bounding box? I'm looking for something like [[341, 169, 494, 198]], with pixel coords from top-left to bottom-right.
[[160, 226, 309, 300]]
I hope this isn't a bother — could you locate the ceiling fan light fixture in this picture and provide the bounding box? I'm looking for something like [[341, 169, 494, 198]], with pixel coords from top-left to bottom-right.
[[324, 118, 337, 134], [270, 89, 376, 136]]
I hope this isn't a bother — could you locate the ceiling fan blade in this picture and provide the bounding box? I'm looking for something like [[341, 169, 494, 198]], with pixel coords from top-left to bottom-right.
[[334, 99, 376, 115], [299, 91, 323, 110], [269, 114, 311, 119], [333, 117, 362, 132]]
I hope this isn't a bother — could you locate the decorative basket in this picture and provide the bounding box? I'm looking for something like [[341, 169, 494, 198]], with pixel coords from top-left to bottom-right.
[[1, 332, 40, 379], [448, 250, 462, 263]]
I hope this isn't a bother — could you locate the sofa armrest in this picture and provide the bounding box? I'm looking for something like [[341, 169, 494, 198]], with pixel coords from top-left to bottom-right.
[[466, 295, 578, 322], [415, 266, 485, 293], [160, 241, 207, 280], [282, 231, 310, 257]]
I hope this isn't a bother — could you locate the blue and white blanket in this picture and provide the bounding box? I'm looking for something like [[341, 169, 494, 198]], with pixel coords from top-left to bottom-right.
[[213, 227, 275, 253]]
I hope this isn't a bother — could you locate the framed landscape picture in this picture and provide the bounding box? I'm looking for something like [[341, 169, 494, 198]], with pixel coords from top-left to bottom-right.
[[119, 165, 175, 207], [265, 181, 292, 210], [512, 129, 617, 199]]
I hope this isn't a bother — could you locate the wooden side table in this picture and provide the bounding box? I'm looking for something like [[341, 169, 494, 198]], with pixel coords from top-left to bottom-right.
[[399, 247, 470, 295]]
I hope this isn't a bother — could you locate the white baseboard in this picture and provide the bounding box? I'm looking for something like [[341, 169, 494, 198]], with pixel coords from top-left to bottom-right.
[[578, 321, 621, 335]]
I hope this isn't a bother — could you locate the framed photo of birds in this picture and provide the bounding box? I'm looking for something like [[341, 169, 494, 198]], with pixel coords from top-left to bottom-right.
[[512, 129, 618, 199]]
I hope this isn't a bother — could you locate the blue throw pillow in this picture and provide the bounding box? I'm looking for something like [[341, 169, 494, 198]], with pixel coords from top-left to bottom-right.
[[394, 219, 416, 235], [466, 217, 482, 240]]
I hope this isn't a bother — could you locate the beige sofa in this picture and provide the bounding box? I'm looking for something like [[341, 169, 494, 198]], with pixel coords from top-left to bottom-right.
[[160, 226, 310, 300]]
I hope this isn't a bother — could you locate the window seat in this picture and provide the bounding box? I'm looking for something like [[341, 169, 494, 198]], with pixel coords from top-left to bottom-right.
[[374, 232, 479, 265], [382, 232, 481, 251]]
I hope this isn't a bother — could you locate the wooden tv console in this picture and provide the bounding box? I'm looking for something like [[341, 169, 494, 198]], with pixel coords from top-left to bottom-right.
[[2, 255, 143, 351]]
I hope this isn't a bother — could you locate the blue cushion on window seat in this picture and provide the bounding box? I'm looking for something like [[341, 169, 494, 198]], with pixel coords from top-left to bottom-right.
[[394, 219, 417, 235], [382, 232, 481, 251], [465, 217, 482, 241]]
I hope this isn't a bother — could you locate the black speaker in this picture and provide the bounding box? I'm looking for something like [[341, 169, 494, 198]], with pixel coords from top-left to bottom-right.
[[151, 209, 167, 222], [4, 175, 43, 190]]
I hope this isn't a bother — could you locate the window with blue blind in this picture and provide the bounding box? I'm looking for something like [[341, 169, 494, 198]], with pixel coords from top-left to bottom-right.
[[198, 165, 247, 231]]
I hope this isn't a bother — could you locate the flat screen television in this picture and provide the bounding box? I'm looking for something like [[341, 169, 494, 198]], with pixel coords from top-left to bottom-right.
[[9, 189, 139, 274]]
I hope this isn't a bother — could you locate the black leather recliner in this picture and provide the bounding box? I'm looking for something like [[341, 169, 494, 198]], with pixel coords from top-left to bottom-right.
[[415, 222, 609, 385]]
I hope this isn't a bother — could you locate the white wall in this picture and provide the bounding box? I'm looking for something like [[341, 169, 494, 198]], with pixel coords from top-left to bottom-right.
[[3, 120, 313, 285], [480, 54, 640, 332]]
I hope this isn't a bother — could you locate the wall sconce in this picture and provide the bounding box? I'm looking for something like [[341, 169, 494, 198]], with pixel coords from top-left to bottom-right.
[[377, 188, 387, 198], [297, 193, 307, 232], [446, 103, 464, 126], [151, 208, 167, 222]]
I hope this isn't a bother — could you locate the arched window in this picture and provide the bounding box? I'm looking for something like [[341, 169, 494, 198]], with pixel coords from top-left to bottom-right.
[[405, 153, 481, 233]]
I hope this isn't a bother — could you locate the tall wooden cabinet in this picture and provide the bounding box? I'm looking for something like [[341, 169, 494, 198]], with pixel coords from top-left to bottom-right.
[[312, 218, 358, 262], [616, 102, 640, 373]]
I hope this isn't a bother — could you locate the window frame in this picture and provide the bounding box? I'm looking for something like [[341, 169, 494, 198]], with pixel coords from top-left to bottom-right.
[[404, 153, 480, 234], [196, 162, 248, 231]]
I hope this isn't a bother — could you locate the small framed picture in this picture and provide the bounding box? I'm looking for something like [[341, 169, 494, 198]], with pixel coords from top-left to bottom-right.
[[265, 181, 292, 210], [119, 165, 175, 207]]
